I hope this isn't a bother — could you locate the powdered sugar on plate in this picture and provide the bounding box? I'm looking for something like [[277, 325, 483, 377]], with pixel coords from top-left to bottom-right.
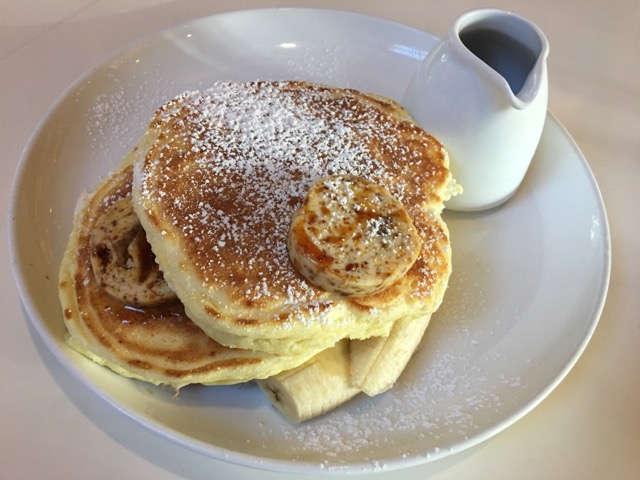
[[243, 255, 528, 468]]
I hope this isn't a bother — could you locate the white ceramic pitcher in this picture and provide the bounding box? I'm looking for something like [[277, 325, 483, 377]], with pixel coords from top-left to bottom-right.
[[403, 9, 550, 211]]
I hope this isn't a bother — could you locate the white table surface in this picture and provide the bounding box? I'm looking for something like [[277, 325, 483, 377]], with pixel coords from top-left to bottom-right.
[[2, 0, 638, 479]]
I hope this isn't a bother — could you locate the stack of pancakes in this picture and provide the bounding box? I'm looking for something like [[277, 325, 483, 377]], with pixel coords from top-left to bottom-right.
[[59, 81, 459, 410]]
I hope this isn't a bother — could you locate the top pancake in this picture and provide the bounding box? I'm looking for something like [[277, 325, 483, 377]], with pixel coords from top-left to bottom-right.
[[132, 81, 459, 355]]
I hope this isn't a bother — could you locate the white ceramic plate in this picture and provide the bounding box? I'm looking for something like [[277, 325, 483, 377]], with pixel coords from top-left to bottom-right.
[[9, 8, 610, 474]]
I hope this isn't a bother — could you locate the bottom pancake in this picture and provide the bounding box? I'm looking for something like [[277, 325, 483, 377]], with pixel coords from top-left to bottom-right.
[[58, 151, 321, 389]]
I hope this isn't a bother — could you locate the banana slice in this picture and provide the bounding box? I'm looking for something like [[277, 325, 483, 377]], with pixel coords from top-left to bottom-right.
[[89, 195, 177, 307], [260, 314, 432, 422], [350, 314, 432, 396], [288, 175, 422, 297], [258, 339, 359, 423]]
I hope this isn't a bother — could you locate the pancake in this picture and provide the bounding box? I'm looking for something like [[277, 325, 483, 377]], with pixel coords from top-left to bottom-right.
[[58, 153, 321, 389], [132, 81, 460, 355]]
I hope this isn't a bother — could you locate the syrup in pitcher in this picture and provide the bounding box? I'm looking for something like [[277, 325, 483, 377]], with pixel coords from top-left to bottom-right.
[[460, 28, 538, 95]]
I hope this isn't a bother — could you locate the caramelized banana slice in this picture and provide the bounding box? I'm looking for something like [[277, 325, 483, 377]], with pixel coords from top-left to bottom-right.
[[288, 175, 422, 297], [89, 195, 177, 306]]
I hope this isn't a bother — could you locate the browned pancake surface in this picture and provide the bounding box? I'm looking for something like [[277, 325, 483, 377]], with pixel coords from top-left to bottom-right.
[[133, 81, 458, 354]]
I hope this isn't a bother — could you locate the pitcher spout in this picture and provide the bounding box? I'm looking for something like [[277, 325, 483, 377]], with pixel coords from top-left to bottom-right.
[[511, 52, 549, 109], [454, 8, 550, 110]]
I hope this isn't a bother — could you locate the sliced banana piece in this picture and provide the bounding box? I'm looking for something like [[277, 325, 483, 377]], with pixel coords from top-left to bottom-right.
[[350, 314, 432, 396], [288, 175, 422, 297], [258, 339, 359, 423], [260, 314, 432, 422], [89, 195, 177, 307]]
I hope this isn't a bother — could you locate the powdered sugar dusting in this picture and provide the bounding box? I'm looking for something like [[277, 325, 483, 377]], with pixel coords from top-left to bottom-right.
[[243, 257, 528, 468], [138, 81, 450, 310]]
